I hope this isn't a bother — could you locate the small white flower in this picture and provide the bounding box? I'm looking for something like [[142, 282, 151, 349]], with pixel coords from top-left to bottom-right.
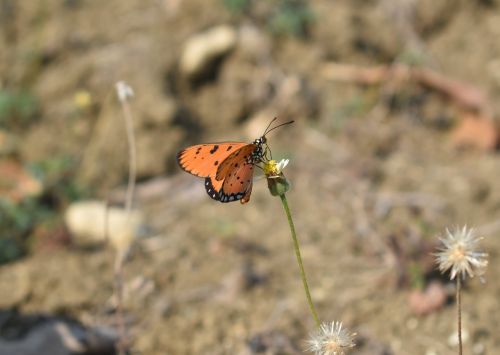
[[435, 226, 488, 281], [115, 81, 134, 102], [276, 158, 289, 173], [306, 321, 356, 355]]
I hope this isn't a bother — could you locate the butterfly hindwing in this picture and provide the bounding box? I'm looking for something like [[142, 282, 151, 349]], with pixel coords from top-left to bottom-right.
[[204, 162, 254, 203], [215, 144, 257, 181], [221, 162, 254, 204], [177, 142, 247, 178]]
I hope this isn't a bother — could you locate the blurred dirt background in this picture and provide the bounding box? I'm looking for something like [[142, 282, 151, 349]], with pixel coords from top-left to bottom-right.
[[1, 0, 500, 354]]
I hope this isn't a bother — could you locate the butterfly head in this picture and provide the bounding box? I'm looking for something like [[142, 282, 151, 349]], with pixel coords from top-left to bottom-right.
[[249, 136, 267, 163], [254, 136, 267, 146]]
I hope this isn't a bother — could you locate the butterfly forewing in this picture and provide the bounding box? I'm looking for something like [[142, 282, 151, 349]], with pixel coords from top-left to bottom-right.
[[177, 142, 247, 178]]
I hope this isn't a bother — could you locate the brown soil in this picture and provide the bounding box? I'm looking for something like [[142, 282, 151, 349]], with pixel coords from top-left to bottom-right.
[[1, 0, 500, 354]]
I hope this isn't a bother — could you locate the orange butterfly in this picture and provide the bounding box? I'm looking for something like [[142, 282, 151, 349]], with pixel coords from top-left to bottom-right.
[[177, 118, 293, 204]]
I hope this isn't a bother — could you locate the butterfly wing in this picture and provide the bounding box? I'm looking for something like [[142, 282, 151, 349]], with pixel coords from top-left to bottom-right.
[[215, 144, 257, 181], [221, 162, 254, 204], [201, 144, 258, 203], [204, 176, 224, 201], [205, 162, 254, 203], [177, 142, 247, 178], [179, 143, 258, 204]]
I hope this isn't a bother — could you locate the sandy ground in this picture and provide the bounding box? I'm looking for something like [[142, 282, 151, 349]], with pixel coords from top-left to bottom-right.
[[1, 0, 500, 354]]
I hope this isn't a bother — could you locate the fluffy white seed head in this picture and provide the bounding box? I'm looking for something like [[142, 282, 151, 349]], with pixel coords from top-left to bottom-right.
[[306, 321, 356, 355], [276, 158, 289, 173], [435, 226, 488, 281]]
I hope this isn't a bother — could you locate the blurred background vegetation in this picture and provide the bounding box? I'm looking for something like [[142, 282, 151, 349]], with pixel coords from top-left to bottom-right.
[[0, 0, 499, 354]]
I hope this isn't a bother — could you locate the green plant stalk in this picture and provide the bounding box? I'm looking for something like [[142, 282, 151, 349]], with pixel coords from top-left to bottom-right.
[[279, 193, 321, 328]]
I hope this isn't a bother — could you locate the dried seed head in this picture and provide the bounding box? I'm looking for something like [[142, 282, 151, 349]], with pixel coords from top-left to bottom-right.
[[435, 226, 488, 281], [306, 321, 356, 355], [115, 81, 134, 102]]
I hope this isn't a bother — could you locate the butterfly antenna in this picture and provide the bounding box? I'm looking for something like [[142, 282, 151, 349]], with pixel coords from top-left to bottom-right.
[[263, 120, 295, 137], [263, 117, 279, 136]]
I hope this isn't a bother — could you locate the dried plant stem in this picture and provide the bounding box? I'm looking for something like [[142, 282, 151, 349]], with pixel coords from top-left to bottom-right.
[[457, 277, 462, 355], [114, 256, 127, 355], [121, 98, 137, 213], [279, 194, 321, 328], [435, 226, 488, 355], [114, 86, 137, 355]]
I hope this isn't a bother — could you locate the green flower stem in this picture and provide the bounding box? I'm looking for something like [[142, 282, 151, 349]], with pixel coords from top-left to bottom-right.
[[279, 193, 321, 328]]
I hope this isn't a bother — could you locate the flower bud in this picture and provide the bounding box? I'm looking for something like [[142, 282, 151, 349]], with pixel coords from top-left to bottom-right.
[[267, 173, 290, 196]]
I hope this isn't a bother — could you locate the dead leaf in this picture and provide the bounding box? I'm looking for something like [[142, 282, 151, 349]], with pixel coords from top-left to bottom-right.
[[408, 281, 447, 316], [0, 159, 43, 202], [451, 113, 499, 151]]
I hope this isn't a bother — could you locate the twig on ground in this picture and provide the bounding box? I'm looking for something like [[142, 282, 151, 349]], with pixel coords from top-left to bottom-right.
[[321, 62, 492, 114]]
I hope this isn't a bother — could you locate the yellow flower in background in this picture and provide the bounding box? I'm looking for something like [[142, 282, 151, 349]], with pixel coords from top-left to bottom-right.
[[74, 90, 92, 109]]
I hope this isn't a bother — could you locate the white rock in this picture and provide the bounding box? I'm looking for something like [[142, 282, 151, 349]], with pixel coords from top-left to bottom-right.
[[238, 24, 271, 59], [64, 200, 145, 251], [473, 342, 486, 355], [180, 25, 237, 77]]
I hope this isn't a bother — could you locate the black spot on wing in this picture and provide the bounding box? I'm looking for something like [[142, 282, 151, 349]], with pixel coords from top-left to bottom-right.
[[209, 145, 219, 154]]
